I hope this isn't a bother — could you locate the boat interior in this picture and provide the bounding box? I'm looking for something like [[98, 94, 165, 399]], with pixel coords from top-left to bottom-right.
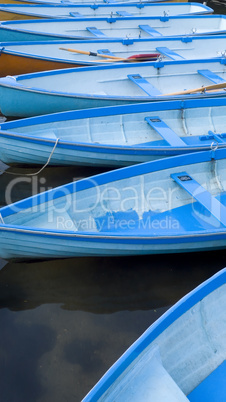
[[1, 157, 226, 235], [98, 282, 226, 401]]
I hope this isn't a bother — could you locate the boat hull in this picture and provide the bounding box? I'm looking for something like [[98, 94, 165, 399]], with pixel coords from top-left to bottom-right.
[[0, 10, 42, 20], [1, 35, 226, 77], [1, 227, 226, 260], [1, 98, 226, 167], [0, 15, 225, 42], [0, 85, 149, 117], [1, 58, 226, 117], [1, 148, 226, 259], [0, 136, 160, 167], [0, 0, 190, 4], [0, 3, 213, 21], [1, 85, 226, 118], [0, 52, 80, 76]]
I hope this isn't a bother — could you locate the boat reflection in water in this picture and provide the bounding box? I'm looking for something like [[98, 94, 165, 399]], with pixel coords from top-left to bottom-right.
[[0, 251, 225, 401]]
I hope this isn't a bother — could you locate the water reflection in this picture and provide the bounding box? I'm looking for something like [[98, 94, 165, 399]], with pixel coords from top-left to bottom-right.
[[0, 308, 55, 402], [0, 251, 225, 401], [0, 165, 107, 206], [0, 252, 223, 313]]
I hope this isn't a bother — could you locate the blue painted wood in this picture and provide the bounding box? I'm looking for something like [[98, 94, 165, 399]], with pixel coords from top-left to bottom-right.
[[90, 5, 99, 10], [2, 59, 226, 117], [86, 26, 106, 37], [97, 48, 115, 56], [2, 97, 226, 168], [0, 2, 214, 20], [181, 37, 193, 43], [160, 15, 169, 22], [171, 171, 226, 226], [139, 24, 162, 37], [69, 12, 83, 17], [3, 148, 226, 259], [198, 69, 225, 84], [116, 11, 132, 16], [2, 35, 226, 73], [0, 15, 226, 42], [188, 360, 226, 401], [210, 131, 226, 144], [156, 46, 185, 60], [127, 74, 162, 96], [145, 116, 185, 146]]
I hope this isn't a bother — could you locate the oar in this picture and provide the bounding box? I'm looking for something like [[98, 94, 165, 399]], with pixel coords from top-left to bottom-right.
[[164, 82, 226, 96], [59, 47, 160, 62], [127, 53, 160, 62], [59, 47, 125, 60], [91, 54, 160, 63]]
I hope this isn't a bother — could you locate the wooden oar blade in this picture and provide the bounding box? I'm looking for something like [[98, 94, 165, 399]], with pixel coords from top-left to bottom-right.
[[127, 53, 160, 62]]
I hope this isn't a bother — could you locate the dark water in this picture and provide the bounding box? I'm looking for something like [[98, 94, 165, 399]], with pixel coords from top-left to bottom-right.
[[1, 1, 226, 401]]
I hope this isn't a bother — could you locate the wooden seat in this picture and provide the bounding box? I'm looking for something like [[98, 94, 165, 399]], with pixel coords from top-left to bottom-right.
[[116, 11, 132, 16], [171, 172, 226, 227], [198, 69, 225, 84], [139, 24, 162, 37], [156, 47, 185, 61], [86, 27, 106, 38], [145, 116, 186, 146], [69, 12, 83, 17], [127, 74, 162, 96], [188, 360, 226, 401]]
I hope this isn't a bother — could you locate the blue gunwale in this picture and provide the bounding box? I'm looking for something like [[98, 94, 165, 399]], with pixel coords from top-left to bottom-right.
[[0, 2, 212, 11], [0, 129, 218, 153], [1, 148, 226, 239], [0, 1, 213, 20], [1, 97, 226, 128], [1, 34, 226, 64], [82, 268, 226, 401], [0, 15, 225, 40], [1, 226, 226, 247], [1, 97, 226, 152], [0, 14, 222, 24], [0, 222, 226, 240], [3, 33, 226, 48], [1, 58, 226, 101]]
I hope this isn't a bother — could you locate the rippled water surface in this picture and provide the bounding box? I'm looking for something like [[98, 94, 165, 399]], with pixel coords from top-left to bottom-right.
[[0, 1, 226, 400]]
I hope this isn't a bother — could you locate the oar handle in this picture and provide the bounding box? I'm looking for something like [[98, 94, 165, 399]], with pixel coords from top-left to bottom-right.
[[164, 82, 226, 96], [59, 47, 126, 60]]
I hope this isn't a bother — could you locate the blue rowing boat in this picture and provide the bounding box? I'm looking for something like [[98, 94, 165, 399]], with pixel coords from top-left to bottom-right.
[[82, 268, 226, 401], [2, 34, 226, 76], [2, 34, 226, 77], [1, 148, 226, 259], [1, 97, 226, 167], [0, 15, 225, 42], [0, 2, 213, 20], [0, 58, 226, 117], [4, 0, 170, 4]]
